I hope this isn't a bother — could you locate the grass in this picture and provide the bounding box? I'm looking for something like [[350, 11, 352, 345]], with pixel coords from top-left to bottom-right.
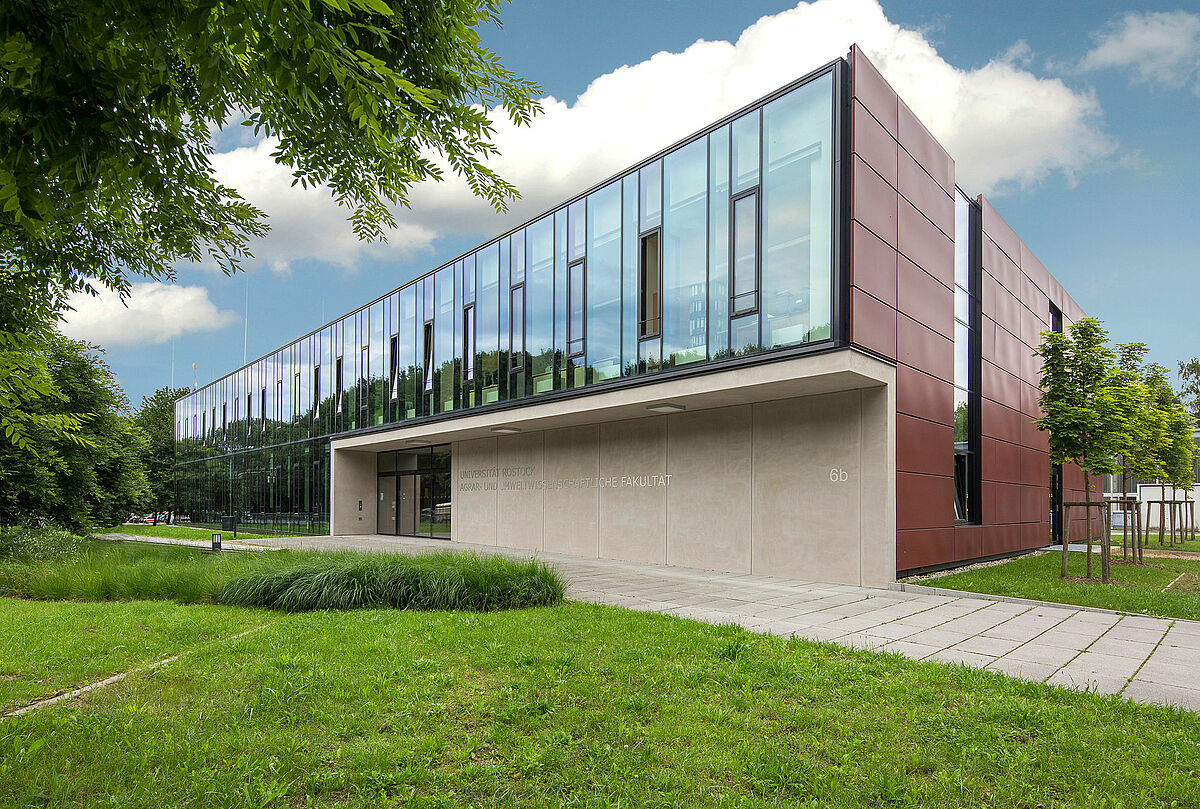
[[2, 599, 1199, 807], [100, 523, 306, 541], [0, 597, 257, 713], [0, 540, 564, 613], [1107, 531, 1200, 554], [922, 551, 1200, 620]]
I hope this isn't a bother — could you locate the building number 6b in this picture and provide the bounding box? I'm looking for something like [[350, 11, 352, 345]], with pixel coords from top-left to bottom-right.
[[829, 468, 848, 483]]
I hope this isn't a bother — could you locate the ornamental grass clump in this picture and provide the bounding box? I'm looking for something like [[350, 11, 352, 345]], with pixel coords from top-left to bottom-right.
[[218, 551, 563, 613], [0, 539, 564, 613], [0, 526, 85, 562]]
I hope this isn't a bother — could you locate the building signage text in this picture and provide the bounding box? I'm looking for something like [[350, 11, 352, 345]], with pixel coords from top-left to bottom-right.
[[458, 466, 672, 492]]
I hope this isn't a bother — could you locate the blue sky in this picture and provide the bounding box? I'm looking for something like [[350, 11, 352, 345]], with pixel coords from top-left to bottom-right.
[[62, 0, 1200, 406]]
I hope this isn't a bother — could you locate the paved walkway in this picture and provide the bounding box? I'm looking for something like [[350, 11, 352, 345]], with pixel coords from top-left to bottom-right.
[[104, 532, 1200, 712]]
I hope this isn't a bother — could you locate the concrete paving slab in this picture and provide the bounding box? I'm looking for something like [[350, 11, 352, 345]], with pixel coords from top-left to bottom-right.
[[882, 640, 942, 659], [926, 648, 997, 667], [1046, 669, 1129, 695], [1085, 637, 1161, 660], [900, 628, 979, 651], [1032, 630, 1106, 651], [1005, 643, 1083, 668], [985, 658, 1058, 682], [952, 635, 1026, 658], [1119, 681, 1200, 711]]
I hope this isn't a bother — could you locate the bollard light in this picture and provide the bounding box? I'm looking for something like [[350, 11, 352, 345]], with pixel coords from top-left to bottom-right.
[[212, 532, 222, 552]]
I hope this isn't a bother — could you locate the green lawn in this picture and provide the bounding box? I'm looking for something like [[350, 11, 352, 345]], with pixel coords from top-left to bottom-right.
[[2, 599, 1199, 807], [922, 551, 1200, 620], [0, 597, 258, 713], [1107, 532, 1200, 554], [100, 524, 306, 541]]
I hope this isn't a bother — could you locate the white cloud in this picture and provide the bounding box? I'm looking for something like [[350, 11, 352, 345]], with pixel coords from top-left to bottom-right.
[[1079, 10, 1200, 94], [211, 0, 1117, 267], [210, 139, 437, 274], [61, 283, 240, 347]]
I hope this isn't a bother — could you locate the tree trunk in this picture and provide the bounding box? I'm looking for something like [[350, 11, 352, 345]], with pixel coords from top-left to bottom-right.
[[1061, 503, 1071, 578], [1101, 499, 1111, 584], [1085, 471, 1093, 579]]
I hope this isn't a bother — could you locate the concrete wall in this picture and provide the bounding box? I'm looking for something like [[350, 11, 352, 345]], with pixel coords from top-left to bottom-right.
[[330, 448, 378, 535], [451, 388, 895, 587]]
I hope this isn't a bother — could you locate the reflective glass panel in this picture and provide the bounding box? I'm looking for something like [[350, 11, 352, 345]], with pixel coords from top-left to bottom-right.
[[708, 125, 730, 359], [477, 243, 500, 404], [435, 266, 454, 413], [621, 175, 638, 376], [662, 139, 707, 367], [762, 74, 833, 347], [732, 111, 759, 193], [640, 160, 661, 231], [587, 181, 621, 382], [568, 199, 586, 262], [526, 216, 554, 393]]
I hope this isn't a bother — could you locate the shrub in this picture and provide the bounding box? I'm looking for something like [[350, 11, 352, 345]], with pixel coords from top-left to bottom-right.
[[0, 526, 85, 562], [218, 552, 564, 612]]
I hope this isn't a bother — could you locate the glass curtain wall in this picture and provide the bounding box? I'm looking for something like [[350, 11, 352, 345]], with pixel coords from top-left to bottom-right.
[[175, 68, 840, 535]]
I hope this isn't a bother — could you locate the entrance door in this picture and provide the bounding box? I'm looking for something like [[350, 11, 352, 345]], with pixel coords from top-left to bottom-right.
[[398, 474, 418, 536], [377, 475, 397, 534], [376, 445, 451, 539]]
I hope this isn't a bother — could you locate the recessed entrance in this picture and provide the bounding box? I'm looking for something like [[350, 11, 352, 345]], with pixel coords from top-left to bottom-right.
[[377, 445, 451, 538]]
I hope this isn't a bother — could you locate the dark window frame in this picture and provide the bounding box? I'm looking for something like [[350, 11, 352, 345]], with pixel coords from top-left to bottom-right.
[[463, 304, 476, 383], [729, 186, 761, 317], [422, 321, 434, 392], [638, 227, 662, 340], [359, 345, 370, 416], [388, 334, 398, 402], [334, 357, 343, 413], [567, 258, 586, 359], [953, 189, 983, 525], [510, 284, 525, 371]]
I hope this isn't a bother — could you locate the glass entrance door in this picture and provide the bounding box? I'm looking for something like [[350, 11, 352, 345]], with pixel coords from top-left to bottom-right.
[[377, 475, 396, 534], [398, 473, 418, 535], [377, 445, 451, 539]]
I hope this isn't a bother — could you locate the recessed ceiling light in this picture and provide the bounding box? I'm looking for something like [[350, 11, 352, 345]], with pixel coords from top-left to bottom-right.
[[491, 426, 522, 434], [646, 402, 686, 414], [404, 438, 430, 446]]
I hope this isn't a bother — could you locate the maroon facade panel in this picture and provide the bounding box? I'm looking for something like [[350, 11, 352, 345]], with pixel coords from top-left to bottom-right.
[[847, 46, 1098, 572]]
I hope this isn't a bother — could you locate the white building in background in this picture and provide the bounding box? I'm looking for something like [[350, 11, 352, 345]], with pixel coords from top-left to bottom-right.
[[1105, 428, 1200, 530]]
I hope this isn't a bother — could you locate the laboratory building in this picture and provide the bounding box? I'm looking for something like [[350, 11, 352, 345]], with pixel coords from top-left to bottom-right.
[[174, 47, 1098, 585]]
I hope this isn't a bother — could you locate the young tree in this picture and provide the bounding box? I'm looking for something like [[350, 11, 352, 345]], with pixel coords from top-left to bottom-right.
[[1035, 318, 1125, 580], [133, 386, 193, 523]]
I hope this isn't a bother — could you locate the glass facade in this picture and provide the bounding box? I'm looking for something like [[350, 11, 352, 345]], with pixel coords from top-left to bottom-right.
[[174, 67, 841, 534]]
